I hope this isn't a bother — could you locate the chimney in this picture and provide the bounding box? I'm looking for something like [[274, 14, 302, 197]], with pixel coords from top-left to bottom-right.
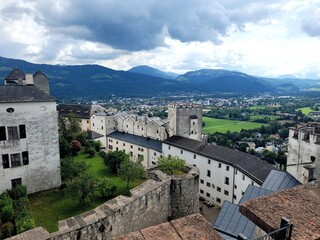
[[26, 74, 34, 85]]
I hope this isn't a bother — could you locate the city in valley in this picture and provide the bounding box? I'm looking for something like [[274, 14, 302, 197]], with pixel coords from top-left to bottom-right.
[[1, 1, 320, 239]]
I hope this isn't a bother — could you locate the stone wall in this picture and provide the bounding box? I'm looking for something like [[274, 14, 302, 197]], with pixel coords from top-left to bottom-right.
[[9, 166, 199, 240]]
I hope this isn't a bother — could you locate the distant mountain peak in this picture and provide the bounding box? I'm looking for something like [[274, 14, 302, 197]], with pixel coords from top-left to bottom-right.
[[128, 65, 179, 79]]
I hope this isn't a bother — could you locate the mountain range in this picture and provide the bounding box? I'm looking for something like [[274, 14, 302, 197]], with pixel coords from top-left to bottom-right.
[[0, 56, 318, 100]]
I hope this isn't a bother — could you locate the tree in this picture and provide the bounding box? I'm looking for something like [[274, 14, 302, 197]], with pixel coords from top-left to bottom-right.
[[104, 151, 129, 174], [96, 178, 117, 198], [67, 173, 96, 205], [58, 113, 87, 158], [157, 156, 186, 175], [118, 159, 145, 188], [60, 157, 88, 182]]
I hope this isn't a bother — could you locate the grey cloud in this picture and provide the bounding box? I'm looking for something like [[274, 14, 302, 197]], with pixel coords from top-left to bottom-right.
[[301, 8, 320, 37], [3, 0, 285, 51]]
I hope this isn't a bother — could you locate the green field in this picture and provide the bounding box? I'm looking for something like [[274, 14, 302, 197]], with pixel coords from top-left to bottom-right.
[[249, 105, 268, 110], [296, 107, 320, 115], [29, 151, 144, 232], [202, 117, 267, 133], [249, 115, 278, 121]]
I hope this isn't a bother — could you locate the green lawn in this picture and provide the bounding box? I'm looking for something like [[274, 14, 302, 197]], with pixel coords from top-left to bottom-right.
[[249, 105, 268, 110], [202, 117, 267, 133], [296, 107, 320, 115], [249, 115, 278, 121], [29, 151, 144, 233]]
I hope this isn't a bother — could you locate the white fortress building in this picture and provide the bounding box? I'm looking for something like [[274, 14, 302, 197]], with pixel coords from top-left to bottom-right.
[[58, 102, 274, 206], [287, 122, 320, 183], [0, 68, 61, 194]]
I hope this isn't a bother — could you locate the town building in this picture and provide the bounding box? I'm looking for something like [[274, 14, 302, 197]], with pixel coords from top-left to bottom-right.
[[162, 136, 274, 207], [287, 122, 320, 183], [0, 69, 61, 194], [57, 104, 109, 132]]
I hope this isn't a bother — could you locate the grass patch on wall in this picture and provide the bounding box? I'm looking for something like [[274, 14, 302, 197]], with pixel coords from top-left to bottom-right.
[[29, 151, 145, 233], [202, 117, 267, 133]]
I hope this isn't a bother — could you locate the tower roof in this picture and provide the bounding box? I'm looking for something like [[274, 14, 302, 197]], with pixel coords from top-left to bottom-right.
[[5, 68, 25, 80]]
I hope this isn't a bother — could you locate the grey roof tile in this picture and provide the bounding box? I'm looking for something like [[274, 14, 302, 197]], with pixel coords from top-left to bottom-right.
[[0, 85, 55, 103]]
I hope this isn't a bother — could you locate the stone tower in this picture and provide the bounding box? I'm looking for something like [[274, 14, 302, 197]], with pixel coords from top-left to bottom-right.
[[168, 103, 202, 141]]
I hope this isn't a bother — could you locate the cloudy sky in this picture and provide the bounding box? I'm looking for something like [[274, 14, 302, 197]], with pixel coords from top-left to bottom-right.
[[0, 0, 319, 78]]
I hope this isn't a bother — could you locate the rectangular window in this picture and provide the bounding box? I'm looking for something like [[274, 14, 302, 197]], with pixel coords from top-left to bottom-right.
[[152, 161, 156, 165], [200, 189, 204, 194], [0, 126, 6, 141], [225, 177, 229, 185], [251, 181, 254, 185], [226, 166, 229, 171], [11, 178, 22, 188], [123, 143, 125, 146], [116, 141, 118, 144], [8, 126, 19, 140], [193, 154, 196, 159], [22, 151, 29, 165], [154, 152, 156, 156], [206, 182, 211, 187], [10, 153, 21, 167], [19, 125, 26, 139], [235, 169, 237, 175], [212, 184, 215, 189], [181, 150, 183, 154], [207, 159, 211, 164], [207, 170, 211, 177], [116, 147, 118, 151], [242, 191, 245, 195], [217, 198, 221, 203], [311, 156, 316, 162], [217, 187, 221, 192], [2, 154, 9, 168], [234, 185, 237, 189], [130, 151, 133, 157], [218, 163, 221, 168], [242, 174, 245, 180], [200, 179, 204, 184], [168, 146, 171, 149], [108, 145, 113, 150], [131, 145, 133, 149], [233, 195, 237, 200], [224, 190, 229, 196], [206, 192, 210, 197]]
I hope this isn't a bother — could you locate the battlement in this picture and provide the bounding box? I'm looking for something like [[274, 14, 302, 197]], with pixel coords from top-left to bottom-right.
[[168, 103, 202, 110], [8, 166, 199, 240]]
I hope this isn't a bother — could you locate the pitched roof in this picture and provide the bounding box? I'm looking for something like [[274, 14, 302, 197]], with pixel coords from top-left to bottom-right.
[[33, 70, 49, 80], [261, 169, 300, 191], [57, 104, 107, 119], [163, 136, 274, 184], [0, 85, 55, 103], [214, 170, 300, 239], [4, 68, 25, 80], [108, 131, 162, 152], [240, 181, 320, 240], [87, 131, 104, 140]]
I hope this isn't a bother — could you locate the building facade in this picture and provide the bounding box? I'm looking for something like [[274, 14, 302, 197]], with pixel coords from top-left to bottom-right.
[[0, 69, 61, 194], [287, 122, 320, 183], [163, 136, 274, 206]]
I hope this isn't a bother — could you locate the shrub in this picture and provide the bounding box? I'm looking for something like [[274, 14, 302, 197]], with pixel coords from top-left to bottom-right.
[[15, 211, 35, 234], [157, 156, 186, 175], [60, 157, 88, 182], [87, 147, 96, 157], [104, 151, 129, 174], [1, 222, 14, 238], [94, 141, 101, 152], [0, 193, 14, 222], [0, 204, 14, 223], [14, 197, 29, 216], [67, 173, 96, 205], [8, 185, 27, 200], [96, 178, 117, 198]]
